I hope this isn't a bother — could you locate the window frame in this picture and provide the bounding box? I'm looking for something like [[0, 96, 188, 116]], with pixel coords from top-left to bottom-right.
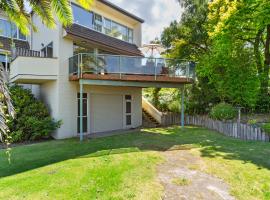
[[0, 18, 27, 41], [70, 3, 134, 43], [71, 3, 94, 29]]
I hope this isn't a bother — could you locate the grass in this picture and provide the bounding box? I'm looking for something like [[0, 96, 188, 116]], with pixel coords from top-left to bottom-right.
[[172, 177, 191, 186], [0, 126, 270, 199]]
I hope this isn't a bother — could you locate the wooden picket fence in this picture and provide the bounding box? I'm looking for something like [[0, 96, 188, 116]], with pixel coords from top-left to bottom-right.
[[161, 114, 269, 142]]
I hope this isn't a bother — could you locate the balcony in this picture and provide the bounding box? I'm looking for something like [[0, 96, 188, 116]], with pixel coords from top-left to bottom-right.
[[10, 49, 58, 84], [69, 54, 195, 86]]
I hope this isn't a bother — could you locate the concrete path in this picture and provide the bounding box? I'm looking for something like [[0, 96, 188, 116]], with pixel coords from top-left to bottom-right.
[[157, 150, 235, 200]]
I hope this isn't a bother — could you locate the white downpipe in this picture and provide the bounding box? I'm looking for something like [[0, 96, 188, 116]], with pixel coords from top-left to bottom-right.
[[142, 97, 163, 124]]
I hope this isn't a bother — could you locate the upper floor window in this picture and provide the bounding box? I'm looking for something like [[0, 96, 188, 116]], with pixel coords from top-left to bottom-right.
[[93, 13, 102, 32], [72, 4, 93, 29], [0, 19, 27, 40], [71, 3, 134, 43]]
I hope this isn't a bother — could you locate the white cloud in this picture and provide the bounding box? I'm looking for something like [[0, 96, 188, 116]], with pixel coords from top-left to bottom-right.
[[109, 0, 183, 45]]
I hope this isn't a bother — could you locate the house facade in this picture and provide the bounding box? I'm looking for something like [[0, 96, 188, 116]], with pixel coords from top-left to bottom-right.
[[6, 0, 194, 139]]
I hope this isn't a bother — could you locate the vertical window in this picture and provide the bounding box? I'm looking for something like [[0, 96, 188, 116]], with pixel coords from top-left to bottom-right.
[[104, 18, 112, 35], [71, 4, 93, 28], [41, 42, 53, 58], [93, 13, 103, 32], [11, 23, 17, 38], [125, 95, 132, 126], [77, 93, 88, 133], [46, 43, 53, 58], [128, 28, 133, 43]]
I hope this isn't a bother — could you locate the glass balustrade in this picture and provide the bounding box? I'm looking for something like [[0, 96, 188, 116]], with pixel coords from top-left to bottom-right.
[[69, 53, 195, 80]]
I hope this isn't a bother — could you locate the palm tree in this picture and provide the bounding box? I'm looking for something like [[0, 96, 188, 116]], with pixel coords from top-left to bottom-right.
[[0, 63, 15, 143], [0, 0, 93, 142], [0, 0, 93, 35]]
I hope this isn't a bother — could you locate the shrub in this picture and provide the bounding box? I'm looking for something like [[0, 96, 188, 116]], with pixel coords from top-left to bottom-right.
[[7, 85, 61, 143], [210, 103, 237, 121], [261, 123, 270, 134], [168, 100, 180, 113]]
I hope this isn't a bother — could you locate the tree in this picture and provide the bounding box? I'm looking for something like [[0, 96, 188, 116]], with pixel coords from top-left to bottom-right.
[[161, 0, 219, 113], [208, 0, 270, 112], [161, 0, 209, 61], [0, 64, 15, 143], [0, 0, 93, 35]]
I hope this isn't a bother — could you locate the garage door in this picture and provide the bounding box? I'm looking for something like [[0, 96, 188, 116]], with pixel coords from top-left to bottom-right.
[[90, 94, 123, 133]]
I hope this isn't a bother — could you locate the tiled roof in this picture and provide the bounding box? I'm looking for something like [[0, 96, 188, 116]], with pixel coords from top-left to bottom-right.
[[0, 36, 30, 52], [65, 24, 143, 56]]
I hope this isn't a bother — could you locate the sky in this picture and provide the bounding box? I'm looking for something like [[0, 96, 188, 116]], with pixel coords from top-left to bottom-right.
[[109, 0, 183, 44]]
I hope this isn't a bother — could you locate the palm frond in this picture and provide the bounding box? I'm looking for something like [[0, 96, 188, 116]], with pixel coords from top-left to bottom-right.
[[28, 0, 55, 28], [75, 0, 94, 10], [0, 64, 15, 143], [51, 0, 73, 27]]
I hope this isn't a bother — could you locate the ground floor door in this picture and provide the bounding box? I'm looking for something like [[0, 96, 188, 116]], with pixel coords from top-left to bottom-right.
[[90, 93, 124, 133]]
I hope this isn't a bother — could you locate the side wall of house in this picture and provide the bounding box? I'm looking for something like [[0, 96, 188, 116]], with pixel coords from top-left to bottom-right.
[[31, 14, 60, 127]]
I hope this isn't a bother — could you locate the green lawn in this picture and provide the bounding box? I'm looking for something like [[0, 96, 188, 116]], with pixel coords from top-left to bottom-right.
[[0, 127, 270, 200]]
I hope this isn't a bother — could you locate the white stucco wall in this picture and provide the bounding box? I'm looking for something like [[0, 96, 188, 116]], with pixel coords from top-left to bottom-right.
[[29, 2, 143, 139], [31, 14, 60, 57]]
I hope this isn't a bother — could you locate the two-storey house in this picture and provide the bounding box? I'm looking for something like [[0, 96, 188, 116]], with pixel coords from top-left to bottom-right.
[[8, 0, 194, 140]]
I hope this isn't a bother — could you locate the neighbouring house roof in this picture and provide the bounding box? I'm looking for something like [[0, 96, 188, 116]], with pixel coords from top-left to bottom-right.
[[0, 36, 30, 52], [65, 24, 143, 56], [98, 0, 144, 23]]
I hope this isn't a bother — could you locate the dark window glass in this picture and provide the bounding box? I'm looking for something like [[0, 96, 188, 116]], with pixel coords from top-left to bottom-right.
[[125, 95, 132, 100], [77, 93, 88, 133], [126, 115, 131, 126], [126, 102, 131, 114], [46, 43, 53, 58], [77, 117, 87, 133], [72, 4, 93, 28], [77, 93, 88, 98], [41, 42, 53, 58], [77, 94, 87, 115]]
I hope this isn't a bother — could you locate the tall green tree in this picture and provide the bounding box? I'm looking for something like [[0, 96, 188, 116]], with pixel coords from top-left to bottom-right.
[[161, 0, 219, 114], [161, 0, 209, 61], [208, 0, 270, 111]]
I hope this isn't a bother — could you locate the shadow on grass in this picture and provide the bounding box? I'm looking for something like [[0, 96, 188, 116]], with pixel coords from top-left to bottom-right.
[[0, 126, 270, 178]]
